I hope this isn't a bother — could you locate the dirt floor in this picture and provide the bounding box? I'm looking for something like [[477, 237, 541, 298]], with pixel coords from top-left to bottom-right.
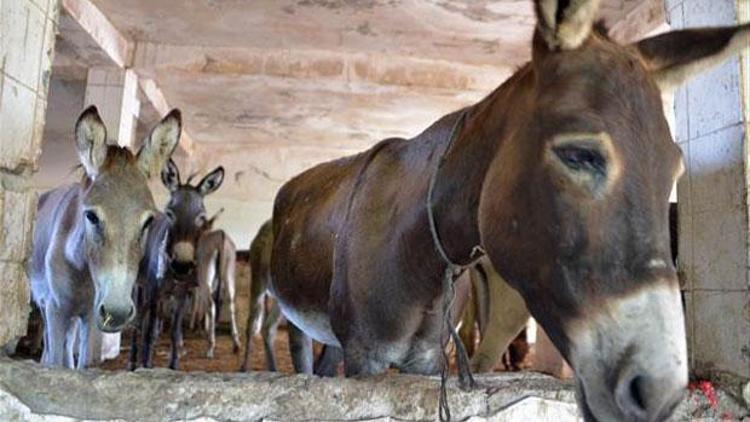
[[14, 310, 524, 375], [99, 325, 311, 373], [97, 323, 526, 374]]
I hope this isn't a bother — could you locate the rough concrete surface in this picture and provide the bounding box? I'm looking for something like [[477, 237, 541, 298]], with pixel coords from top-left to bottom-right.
[[0, 357, 579, 421], [1, 357, 749, 421]]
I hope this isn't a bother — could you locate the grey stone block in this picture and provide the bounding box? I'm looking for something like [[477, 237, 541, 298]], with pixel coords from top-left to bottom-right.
[[691, 207, 747, 291], [685, 58, 742, 139], [684, 0, 738, 27], [691, 290, 750, 378], [687, 124, 745, 214]]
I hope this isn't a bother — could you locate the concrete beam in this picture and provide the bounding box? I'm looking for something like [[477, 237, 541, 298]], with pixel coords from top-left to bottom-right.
[[139, 78, 194, 157], [133, 43, 509, 92], [61, 0, 195, 157], [60, 0, 134, 68]]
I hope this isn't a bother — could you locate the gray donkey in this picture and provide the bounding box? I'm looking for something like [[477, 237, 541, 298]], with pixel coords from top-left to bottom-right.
[[130, 159, 224, 370], [193, 209, 241, 358], [30, 106, 181, 369]]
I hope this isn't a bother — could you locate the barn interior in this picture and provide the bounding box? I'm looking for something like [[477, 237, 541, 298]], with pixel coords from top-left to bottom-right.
[[0, 0, 749, 420]]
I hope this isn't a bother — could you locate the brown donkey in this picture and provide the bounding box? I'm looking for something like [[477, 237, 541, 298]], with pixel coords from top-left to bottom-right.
[[270, 1, 750, 420], [30, 106, 180, 369], [240, 220, 278, 372]]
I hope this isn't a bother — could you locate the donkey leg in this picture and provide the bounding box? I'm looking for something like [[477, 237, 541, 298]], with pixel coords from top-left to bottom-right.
[[76, 315, 92, 370], [342, 340, 389, 377], [287, 322, 313, 374], [44, 301, 71, 367], [38, 303, 50, 364], [314, 344, 344, 377], [142, 303, 160, 368], [188, 294, 198, 332], [63, 317, 78, 369], [399, 338, 442, 376], [261, 298, 281, 372], [129, 319, 140, 370], [458, 288, 478, 357], [226, 272, 241, 354], [206, 299, 216, 358], [470, 274, 529, 373], [239, 294, 265, 372], [169, 295, 188, 370]]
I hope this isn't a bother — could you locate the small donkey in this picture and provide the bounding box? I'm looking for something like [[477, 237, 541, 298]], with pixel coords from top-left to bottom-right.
[[194, 210, 242, 358], [130, 159, 224, 370], [30, 106, 180, 369]]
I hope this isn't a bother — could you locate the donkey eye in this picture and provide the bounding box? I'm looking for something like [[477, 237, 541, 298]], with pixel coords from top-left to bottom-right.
[[165, 209, 175, 221], [553, 146, 606, 175], [84, 210, 100, 226]]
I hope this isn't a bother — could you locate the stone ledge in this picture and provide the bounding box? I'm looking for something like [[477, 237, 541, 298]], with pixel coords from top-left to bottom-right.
[[0, 357, 578, 421], [1, 358, 747, 421]]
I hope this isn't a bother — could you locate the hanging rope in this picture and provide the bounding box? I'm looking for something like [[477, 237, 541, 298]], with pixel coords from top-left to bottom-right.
[[426, 111, 480, 422]]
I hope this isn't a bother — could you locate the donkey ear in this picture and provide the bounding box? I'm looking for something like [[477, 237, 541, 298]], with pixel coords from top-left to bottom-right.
[[634, 24, 750, 92], [206, 207, 225, 229], [161, 159, 181, 192], [197, 166, 224, 196], [75, 106, 108, 179], [137, 109, 181, 180], [534, 0, 601, 51]]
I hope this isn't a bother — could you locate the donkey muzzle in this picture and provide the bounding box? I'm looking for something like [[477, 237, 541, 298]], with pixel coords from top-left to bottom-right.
[[96, 301, 136, 332], [570, 282, 688, 422]]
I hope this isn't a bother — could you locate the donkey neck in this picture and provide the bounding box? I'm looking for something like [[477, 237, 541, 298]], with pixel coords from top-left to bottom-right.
[[430, 65, 533, 266], [63, 185, 88, 272], [198, 230, 225, 255]]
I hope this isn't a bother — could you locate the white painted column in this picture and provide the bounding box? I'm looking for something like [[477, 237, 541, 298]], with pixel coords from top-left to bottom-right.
[[667, 0, 750, 379], [84, 67, 140, 146]]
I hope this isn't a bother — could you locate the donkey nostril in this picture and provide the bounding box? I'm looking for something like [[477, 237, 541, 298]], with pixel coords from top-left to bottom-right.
[[99, 304, 108, 320], [617, 371, 685, 421], [629, 376, 647, 413]]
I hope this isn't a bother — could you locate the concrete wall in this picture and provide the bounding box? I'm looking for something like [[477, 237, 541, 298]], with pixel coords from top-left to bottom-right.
[[0, 0, 59, 348], [31, 78, 85, 191], [667, 0, 750, 379]]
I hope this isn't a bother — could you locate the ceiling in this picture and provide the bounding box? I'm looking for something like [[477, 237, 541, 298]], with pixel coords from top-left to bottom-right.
[[40, 0, 665, 245]]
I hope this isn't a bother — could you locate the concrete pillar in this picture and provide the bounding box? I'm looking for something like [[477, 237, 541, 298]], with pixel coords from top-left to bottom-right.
[[83, 67, 139, 146], [0, 0, 59, 349], [82, 67, 140, 364], [667, 0, 750, 379]]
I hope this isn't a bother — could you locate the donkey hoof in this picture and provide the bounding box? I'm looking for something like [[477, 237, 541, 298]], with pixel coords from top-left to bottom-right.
[[239, 364, 248, 372], [206, 350, 214, 359], [232, 344, 241, 355]]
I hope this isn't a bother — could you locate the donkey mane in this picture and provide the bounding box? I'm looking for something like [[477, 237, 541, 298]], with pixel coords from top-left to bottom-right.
[[593, 20, 610, 38], [80, 146, 136, 185]]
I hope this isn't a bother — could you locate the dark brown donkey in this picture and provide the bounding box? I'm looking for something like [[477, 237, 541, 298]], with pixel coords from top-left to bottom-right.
[[129, 160, 224, 370], [30, 106, 180, 369], [240, 219, 350, 375], [270, 1, 750, 420]]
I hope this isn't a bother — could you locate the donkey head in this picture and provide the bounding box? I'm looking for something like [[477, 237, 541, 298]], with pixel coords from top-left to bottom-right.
[[477, 1, 749, 421], [160, 160, 224, 278], [75, 107, 180, 332]]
